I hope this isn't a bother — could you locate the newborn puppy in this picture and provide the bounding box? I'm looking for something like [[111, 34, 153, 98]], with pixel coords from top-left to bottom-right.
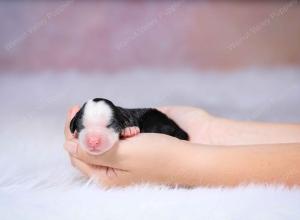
[[70, 98, 189, 155]]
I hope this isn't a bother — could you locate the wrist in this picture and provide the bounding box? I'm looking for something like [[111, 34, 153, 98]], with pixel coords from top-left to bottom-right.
[[204, 116, 233, 145], [171, 142, 212, 187], [210, 118, 300, 145]]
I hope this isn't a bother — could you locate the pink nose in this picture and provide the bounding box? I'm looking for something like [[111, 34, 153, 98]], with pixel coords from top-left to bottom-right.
[[87, 136, 101, 149]]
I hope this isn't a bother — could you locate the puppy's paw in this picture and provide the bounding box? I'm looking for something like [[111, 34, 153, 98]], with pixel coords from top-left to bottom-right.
[[121, 126, 140, 138]]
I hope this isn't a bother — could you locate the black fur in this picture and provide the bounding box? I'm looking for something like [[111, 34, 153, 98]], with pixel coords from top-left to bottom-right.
[[70, 98, 189, 141], [70, 103, 86, 134]]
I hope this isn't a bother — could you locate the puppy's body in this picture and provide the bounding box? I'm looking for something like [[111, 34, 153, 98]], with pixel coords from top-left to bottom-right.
[[70, 98, 189, 154], [119, 107, 189, 140]]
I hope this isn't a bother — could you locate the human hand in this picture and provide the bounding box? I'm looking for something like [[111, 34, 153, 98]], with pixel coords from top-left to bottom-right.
[[64, 106, 300, 188], [158, 106, 216, 144], [64, 107, 204, 187], [64, 106, 194, 187]]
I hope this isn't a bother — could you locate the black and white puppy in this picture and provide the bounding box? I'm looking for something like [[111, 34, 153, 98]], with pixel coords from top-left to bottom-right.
[[70, 98, 189, 155]]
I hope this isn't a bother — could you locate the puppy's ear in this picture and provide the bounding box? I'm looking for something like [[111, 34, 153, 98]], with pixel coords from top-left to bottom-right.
[[70, 113, 79, 134], [70, 103, 86, 134]]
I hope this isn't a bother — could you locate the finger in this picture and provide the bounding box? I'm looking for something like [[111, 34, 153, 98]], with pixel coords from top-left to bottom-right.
[[157, 106, 183, 123], [64, 139, 118, 168], [70, 156, 113, 187], [157, 106, 190, 115], [64, 139, 79, 154], [64, 106, 80, 139], [70, 156, 97, 177], [158, 105, 204, 121], [64, 105, 80, 139], [157, 106, 187, 118], [157, 106, 170, 115], [71, 157, 132, 188]]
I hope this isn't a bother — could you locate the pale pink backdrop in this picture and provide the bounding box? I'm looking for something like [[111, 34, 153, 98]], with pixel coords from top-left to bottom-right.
[[1, 1, 300, 73]]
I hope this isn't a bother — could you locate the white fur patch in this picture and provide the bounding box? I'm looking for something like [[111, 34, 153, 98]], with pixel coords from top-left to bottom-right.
[[79, 99, 119, 154], [83, 99, 113, 127]]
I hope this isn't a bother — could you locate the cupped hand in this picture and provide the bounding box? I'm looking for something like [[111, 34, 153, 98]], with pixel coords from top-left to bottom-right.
[[64, 105, 214, 187], [158, 106, 216, 144]]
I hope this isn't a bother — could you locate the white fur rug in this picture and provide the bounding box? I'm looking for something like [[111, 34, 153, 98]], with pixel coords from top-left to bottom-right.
[[0, 68, 300, 219]]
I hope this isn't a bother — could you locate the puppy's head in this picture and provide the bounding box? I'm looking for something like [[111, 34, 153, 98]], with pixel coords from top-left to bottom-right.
[[70, 98, 122, 155]]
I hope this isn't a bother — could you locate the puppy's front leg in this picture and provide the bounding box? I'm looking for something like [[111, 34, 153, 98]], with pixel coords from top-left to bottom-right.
[[121, 126, 140, 138]]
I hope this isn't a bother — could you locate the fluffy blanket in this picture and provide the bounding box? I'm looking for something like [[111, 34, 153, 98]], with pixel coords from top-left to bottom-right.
[[0, 68, 300, 220]]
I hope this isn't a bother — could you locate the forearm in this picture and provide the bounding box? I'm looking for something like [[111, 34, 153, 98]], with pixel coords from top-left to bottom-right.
[[210, 118, 300, 145], [177, 142, 300, 187]]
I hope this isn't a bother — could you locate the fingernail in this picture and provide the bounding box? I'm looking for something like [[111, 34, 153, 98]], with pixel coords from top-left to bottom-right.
[[66, 142, 78, 154]]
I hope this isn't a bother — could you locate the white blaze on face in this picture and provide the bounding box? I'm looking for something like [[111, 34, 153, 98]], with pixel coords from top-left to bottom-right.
[[78, 99, 119, 155], [84, 100, 112, 127]]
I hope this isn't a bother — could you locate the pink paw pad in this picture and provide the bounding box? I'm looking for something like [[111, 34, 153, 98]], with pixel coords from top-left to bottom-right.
[[121, 126, 140, 138]]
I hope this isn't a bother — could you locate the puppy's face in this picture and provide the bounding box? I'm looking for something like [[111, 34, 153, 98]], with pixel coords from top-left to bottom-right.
[[70, 98, 121, 155]]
